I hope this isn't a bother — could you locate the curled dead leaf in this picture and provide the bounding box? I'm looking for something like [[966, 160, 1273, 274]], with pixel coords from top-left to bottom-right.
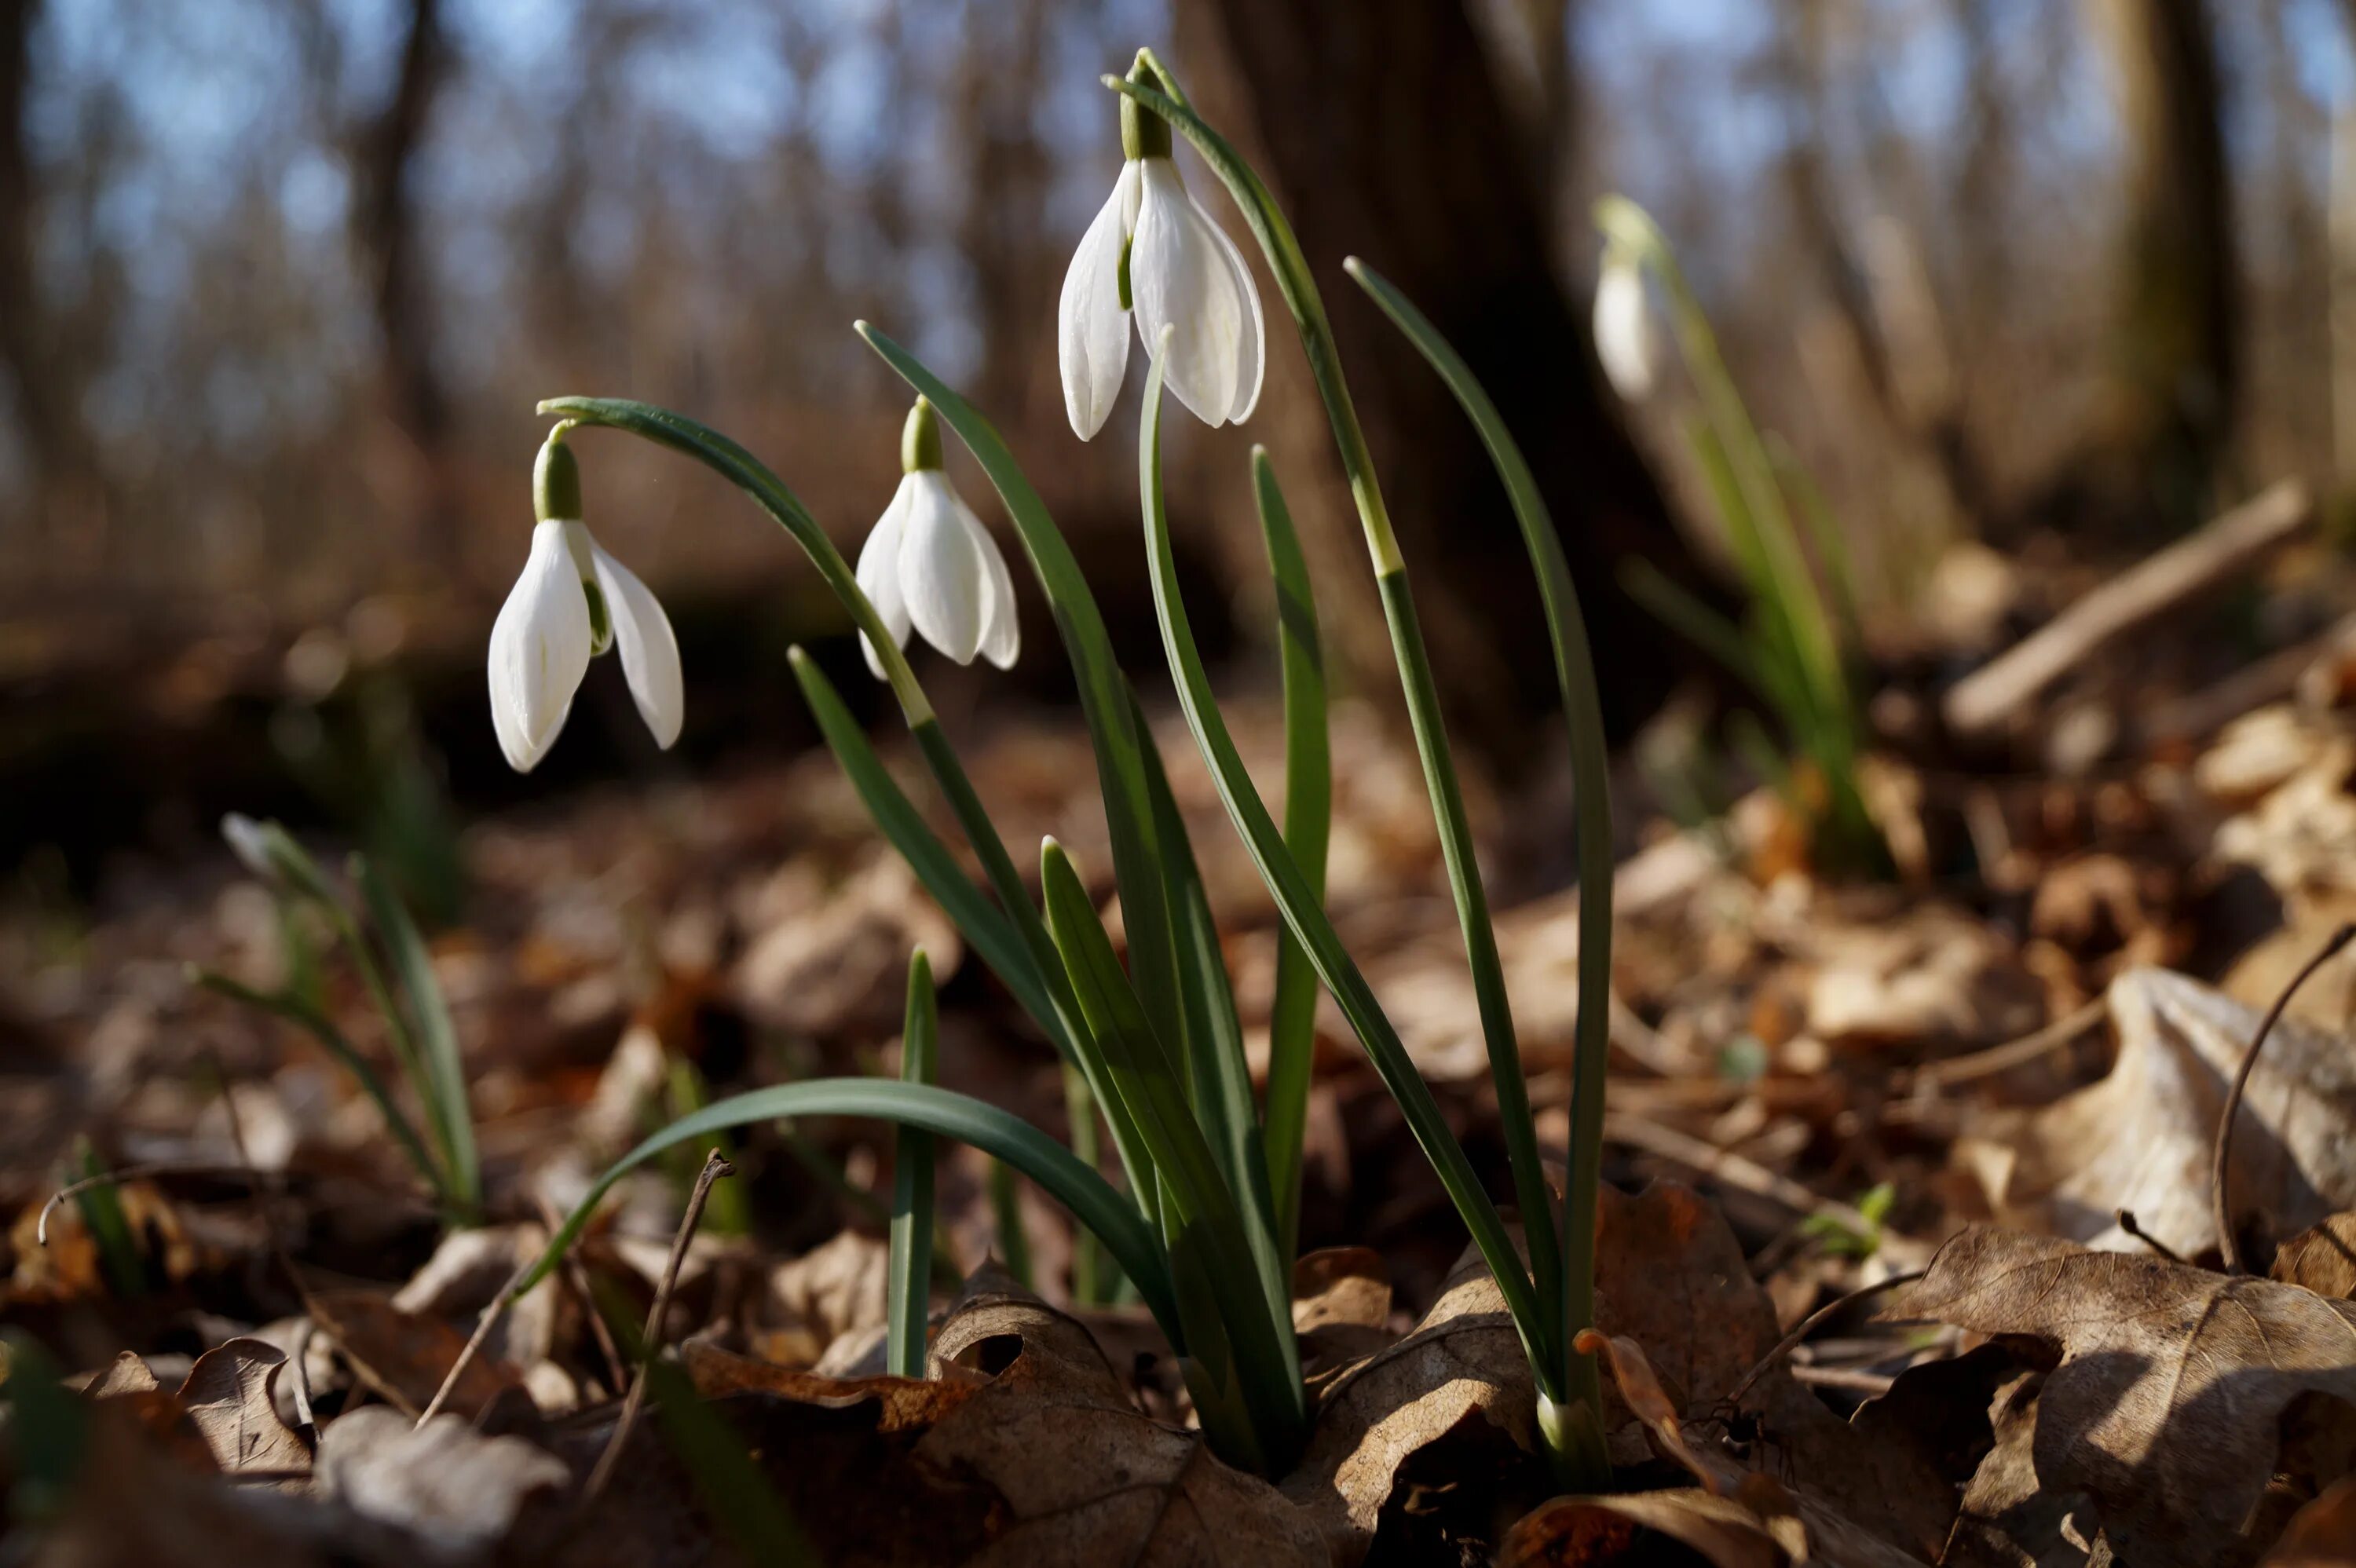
[[1961, 968, 2356, 1259], [675, 1264, 1325, 1565], [177, 1338, 310, 1482], [2263, 1474, 2356, 1568], [2275, 1214, 2356, 1299], [1890, 1226, 2356, 1568], [1577, 1328, 1718, 1489]]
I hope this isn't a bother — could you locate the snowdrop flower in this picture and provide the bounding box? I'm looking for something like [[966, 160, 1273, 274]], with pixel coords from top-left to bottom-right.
[[1058, 57, 1263, 439], [1593, 249, 1655, 402], [855, 397, 1019, 679], [487, 428, 682, 772], [221, 813, 279, 883]]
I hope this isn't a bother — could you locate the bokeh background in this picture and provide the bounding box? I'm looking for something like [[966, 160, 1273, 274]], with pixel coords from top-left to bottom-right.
[[0, 0, 2347, 903]]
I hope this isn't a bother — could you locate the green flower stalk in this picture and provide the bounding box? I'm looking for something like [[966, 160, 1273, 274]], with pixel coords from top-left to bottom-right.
[[1593, 195, 1884, 875]]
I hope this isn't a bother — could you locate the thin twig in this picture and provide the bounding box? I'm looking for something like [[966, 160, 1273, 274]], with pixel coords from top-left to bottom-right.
[[1725, 1268, 1926, 1407], [1789, 1365, 1897, 1394], [2213, 923, 2355, 1274], [36, 1163, 266, 1245], [415, 1256, 537, 1428], [1905, 999, 2108, 1091], [580, 1150, 734, 1507], [2114, 1208, 2185, 1264], [534, 1190, 629, 1396]]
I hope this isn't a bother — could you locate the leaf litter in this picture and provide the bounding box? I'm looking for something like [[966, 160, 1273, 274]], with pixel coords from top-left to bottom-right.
[[19, 639, 2356, 1563]]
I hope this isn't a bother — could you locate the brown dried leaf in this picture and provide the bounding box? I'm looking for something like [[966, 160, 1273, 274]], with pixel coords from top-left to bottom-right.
[[2276, 1215, 2356, 1299], [2263, 1475, 2356, 1568], [314, 1406, 569, 1559], [177, 1338, 310, 1480], [85, 1350, 161, 1397], [1286, 1184, 1951, 1564], [682, 1264, 1325, 1566], [753, 1229, 889, 1371], [1293, 1245, 1395, 1380], [309, 1287, 521, 1418], [1502, 1489, 1807, 1568], [1963, 968, 2356, 1259], [1577, 1328, 1718, 1489], [1890, 1226, 2356, 1568]]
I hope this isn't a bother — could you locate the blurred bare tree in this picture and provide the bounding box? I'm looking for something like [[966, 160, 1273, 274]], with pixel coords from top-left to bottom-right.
[[0, 0, 2342, 775], [1176, 0, 1707, 755], [2075, 0, 2237, 534]]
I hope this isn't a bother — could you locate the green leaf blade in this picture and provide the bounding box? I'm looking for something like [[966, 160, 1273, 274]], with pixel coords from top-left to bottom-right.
[[888, 952, 939, 1380]]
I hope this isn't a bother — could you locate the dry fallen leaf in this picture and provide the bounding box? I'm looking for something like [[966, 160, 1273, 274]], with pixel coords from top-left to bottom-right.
[[2263, 1475, 2356, 1568], [308, 1287, 521, 1418], [1959, 967, 2356, 1259], [1890, 1226, 2356, 1568], [314, 1406, 570, 1559], [1501, 1487, 1805, 1568], [1292, 1245, 1395, 1380], [177, 1338, 311, 1482], [679, 1263, 1326, 1565], [1286, 1184, 1947, 1565], [2275, 1214, 2356, 1299]]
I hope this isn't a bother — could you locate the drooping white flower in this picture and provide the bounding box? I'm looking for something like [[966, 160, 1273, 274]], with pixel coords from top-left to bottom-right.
[[856, 397, 1020, 680], [487, 431, 682, 772], [221, 813, 278, 882], [1593, 250, 1655, 402], [1057, 69, 1262, 440]]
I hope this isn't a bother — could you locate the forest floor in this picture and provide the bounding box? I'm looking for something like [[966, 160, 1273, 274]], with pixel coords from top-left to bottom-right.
[[11, 489, 2356, 1565]]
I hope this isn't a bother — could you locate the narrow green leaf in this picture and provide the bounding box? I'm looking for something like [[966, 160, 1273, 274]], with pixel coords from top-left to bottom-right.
[[192, 967, 446, 1204], [71, 1139, 145, 1299], [518, 1079, 1178, 1347], [1130, 347, 1549, 1386], [1250, 449, 1330, 1266], [888, 952, 938, 1380], [1039, 840, 1304, 1471], [357, 857, 479, 1215], [987, 1159, 1035, 1290], [1132, 692, 1282, 1334], [1345, 259, 1622, 1486]]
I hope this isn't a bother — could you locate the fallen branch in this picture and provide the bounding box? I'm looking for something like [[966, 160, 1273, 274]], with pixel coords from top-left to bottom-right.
[[1905, 998, 2108, 1092], [1943, 480, 2311, 737]]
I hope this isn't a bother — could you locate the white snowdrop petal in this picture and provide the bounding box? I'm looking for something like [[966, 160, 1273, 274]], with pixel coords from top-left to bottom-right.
[[1593, 258, 1655, 401], [1205, 210, 1265, 424], [488, 519, 592, 773], [1057, 162, 1141, 440], [1132, 159, 1243, 427], [960, 493, 1021, 671], [898, 472, 988, 665], [857, 482, 916, 680], [590, 539, 684, 749]]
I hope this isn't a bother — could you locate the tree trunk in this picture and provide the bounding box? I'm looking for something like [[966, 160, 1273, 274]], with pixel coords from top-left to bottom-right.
[[1172, 0, 1708, 759], [0, 0, 101, 576], [349, 0, 457, 568], [2076, 0, 2237, 535]]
